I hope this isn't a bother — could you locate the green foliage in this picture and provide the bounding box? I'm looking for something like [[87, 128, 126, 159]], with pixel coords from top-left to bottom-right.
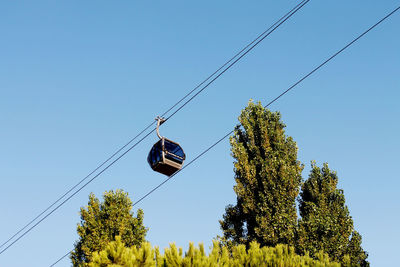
[[89, 236, 341, 267], [220, 100, 303, 247], [297, 162, 369, 266], [71, 189, 148, 266]]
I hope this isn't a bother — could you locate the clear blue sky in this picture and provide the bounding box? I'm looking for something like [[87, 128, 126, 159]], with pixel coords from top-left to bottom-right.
[[0, 1, 399, 266]]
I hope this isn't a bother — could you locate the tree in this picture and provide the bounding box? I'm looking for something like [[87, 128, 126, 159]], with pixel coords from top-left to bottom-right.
[[71, 189, 148, 266], [219, 101, 303, 248], [297, 162, 369, 266]]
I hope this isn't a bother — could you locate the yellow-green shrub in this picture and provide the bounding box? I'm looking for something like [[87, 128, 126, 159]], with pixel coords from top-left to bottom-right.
[[89, 236, 341, 267]]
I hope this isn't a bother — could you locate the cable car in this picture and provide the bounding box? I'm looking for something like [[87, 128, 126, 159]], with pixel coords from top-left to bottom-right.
[[147, 117, 186, 176]]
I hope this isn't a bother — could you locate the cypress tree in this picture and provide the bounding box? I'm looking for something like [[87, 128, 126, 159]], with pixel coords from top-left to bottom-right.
[[71, 189, 148, 266], [219, 101, 303, 247], [297, 162, 369, 266]]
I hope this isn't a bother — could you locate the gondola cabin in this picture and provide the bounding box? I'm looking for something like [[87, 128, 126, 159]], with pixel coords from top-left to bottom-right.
[[147, 137, 186, 176]]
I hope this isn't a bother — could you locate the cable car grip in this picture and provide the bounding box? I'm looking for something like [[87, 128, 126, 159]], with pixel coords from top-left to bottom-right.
[[155, 116, 166, 140]]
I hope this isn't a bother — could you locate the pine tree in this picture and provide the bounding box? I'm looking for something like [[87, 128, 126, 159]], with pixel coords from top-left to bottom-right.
[[89, 237, 341, 267], [297, 162, 369, 266], [219, 100, 303, 247], [71, 189, 148, 266]]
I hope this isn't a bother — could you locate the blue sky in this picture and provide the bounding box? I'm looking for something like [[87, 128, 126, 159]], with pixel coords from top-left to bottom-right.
[[0, 1, 399, 266]]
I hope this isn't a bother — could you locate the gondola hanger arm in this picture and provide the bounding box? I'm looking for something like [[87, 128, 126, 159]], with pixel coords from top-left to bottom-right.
[[155, 116, 166, 140]]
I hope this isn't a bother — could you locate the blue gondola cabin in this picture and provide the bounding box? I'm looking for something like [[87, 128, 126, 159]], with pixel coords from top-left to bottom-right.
[[147, 137, 186, 176]]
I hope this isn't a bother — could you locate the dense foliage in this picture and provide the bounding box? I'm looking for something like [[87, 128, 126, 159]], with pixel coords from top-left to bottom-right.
[[220, 101, 303, 247], [297, 162, 369, 266], [220, 101, 368, 265], [74, 101, 369, 266], [88, 236, 342, 267], [71, 190, 148, 266]]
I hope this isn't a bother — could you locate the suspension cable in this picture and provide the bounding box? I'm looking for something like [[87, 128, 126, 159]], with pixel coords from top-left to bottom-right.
[[0, 0, 309, 256]]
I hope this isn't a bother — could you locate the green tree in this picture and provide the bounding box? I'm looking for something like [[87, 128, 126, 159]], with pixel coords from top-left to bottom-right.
[[297, 162, 369, 266], [71, 189, 148, 266], [219, 101, 303, 248]]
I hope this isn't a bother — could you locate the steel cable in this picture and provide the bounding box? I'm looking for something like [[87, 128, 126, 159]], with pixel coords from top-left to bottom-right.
[[0, 0, 309, 256]]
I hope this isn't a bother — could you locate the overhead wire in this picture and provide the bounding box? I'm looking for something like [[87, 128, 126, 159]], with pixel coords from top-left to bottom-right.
[[0, 121, 154, 252], [48, 3, 400, 266], [49, 251, 71, 267], [0, 0, 308, 253], [163, 0, 309, 121], [0, 0, 310, 256], [164, 0, 310, 122]]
